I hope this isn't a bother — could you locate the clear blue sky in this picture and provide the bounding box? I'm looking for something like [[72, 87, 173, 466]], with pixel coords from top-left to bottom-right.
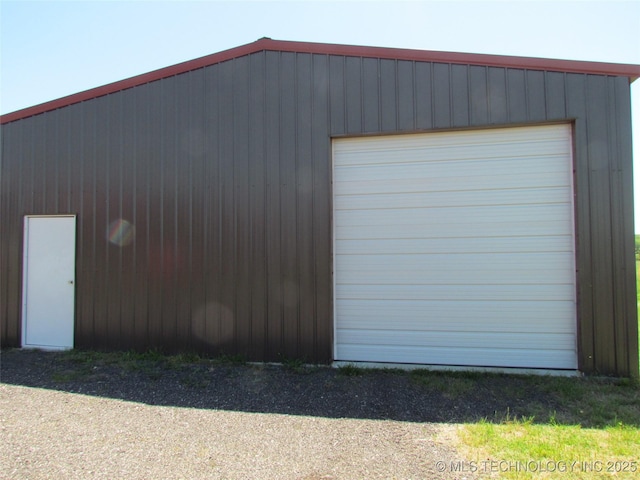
[[2, 0, 639, 229]]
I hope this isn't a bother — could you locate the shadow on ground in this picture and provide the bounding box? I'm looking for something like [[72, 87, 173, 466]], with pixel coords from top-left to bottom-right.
[[1, 349, 637, 427]]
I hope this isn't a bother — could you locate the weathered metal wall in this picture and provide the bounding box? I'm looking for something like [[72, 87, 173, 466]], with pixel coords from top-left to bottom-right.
[[1, 51, 637, 374]]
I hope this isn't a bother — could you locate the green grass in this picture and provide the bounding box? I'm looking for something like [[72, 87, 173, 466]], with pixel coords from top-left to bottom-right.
[[410, 369, 479, 398], [336, 363, 364, 376], [459, 420, 639, 479], [53, 348, 237, 382], [278, 355, 310, 373]]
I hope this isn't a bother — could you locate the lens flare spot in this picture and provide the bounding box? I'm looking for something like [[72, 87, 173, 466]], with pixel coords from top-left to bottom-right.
[[108, 219, 135, 247]]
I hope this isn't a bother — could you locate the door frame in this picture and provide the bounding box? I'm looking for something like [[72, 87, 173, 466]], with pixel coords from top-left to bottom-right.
[[21, 214, 77, 350]]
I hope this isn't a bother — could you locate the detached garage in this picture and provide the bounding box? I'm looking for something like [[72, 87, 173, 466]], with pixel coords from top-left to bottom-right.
[[1, 39, 639, 375]]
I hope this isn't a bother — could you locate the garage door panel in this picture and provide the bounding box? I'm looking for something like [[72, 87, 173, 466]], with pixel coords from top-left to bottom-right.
[[336, 252, 575, 286], [337, 344, 577, 369], [337, 221, 571, 240], [335, 155, 569, 183], [335, 187, 570, 211], [337, 299, 576, 333], [334, 124, 577, 370], [335, 236, 574, 255], [334, 124, 570, 156], [337, 329, 576, 351], [338, 270, 571, 286], [336, 204, 572, 228], [335, 171, 569, 196], [334, 139, 570, 166], [336, 283, 576, 301], [333, 136, 570, 156]]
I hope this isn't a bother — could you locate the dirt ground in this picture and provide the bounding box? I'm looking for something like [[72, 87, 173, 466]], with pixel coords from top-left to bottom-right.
[[3, 349, 563, 479]]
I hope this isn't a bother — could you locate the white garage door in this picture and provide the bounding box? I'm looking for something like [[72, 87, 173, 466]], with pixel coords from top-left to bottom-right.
[[333, 124, 577, 370]]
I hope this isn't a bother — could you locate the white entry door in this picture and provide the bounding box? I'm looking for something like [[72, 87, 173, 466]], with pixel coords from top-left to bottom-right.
[[22, 216, 76, 349]]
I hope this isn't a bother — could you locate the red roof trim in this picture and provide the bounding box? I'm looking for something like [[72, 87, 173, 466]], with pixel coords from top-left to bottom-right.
[[3, 38, 640, 125]]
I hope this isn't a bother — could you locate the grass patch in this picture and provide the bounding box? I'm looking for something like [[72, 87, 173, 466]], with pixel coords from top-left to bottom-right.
[[178, 372, 210, 389], [59, 349, 103, 364], [337, 363, 364, 376], [212, 352, 247, 365], [457, 374, 640, 479], [460, 420, 639, 479], [54, 348, 208, 380], [167, 352, 203, 369], [51, 367, 93, 383], [411, 369, 478, 398], [279, 355, 309, 373]]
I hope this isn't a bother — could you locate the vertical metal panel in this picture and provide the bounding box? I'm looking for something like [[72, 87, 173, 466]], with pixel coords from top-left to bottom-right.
[[451, 64, 469, 127], [296, 53, 316, 360], [602, 75, 632, 376], [546, 72, 567, 120], [174, 72, 197, 351], [506, 69, 527, 123], [131, 81, 152, 350], [329, 55, 345, 135], [218, 60, 237, 353], [265, 50, 284, 359], [108, 91, 123, 347], [0, 48, 637, 373], [65, 102, 87, 347], [188, 67, 208, 352], [92, 95, 109, 347], [162, 77, 179, 348], [380, 59, 398, 132], [280, 52, 299, 358], [345, 56, 362, 134], [415, 62, 433, 130], [77, 101, 95, 348], [248, 52, 268, 361], [233, 55, 252, 357], [398, 60, 415, 131], [362, 58, 380, 133], [488, 67, 508, 124], [43, 110, 58, 214], [203, 64, 221, 352], [433, 63, 451, 128], [608, 76, 628, 374], [311, 53, 333, 361], [526, 70, 547, 122], [0, 122, 20, 344], [586, 75, 616, 373], [469, 66, 488, 126], [610, 76, 638, 376], [145, 80, 164, 348], [565, 73, 593, 372], [31, 115, 46, 214]]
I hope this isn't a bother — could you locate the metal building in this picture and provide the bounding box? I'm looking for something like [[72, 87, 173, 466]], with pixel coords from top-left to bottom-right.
[[2, 39, 639, 375]]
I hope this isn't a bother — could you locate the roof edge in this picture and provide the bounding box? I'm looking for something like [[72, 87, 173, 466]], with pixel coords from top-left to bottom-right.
[[2, 38, 640, 125]]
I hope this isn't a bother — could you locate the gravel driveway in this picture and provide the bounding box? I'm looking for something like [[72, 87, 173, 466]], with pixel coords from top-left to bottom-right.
[[0, 349, 522, 479]]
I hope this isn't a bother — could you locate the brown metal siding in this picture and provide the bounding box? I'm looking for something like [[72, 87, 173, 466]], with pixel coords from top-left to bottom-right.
[[1, 52, 637, 374]]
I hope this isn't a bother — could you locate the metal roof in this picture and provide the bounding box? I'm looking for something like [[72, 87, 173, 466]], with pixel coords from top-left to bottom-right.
[[3, 37, 640, 125]]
